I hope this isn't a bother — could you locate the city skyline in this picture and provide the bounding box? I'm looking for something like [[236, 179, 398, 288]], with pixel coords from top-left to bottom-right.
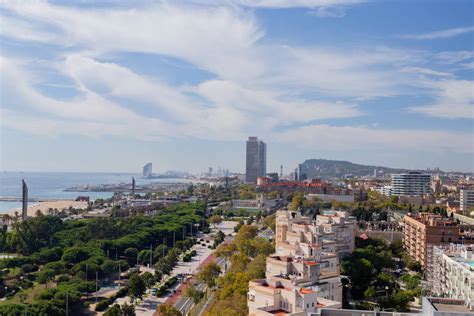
[[1, 1, 473, 173]]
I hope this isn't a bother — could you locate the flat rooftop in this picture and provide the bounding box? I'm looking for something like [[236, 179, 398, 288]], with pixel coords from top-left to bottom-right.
[[433, 303, 472, 313], [267, 309, 289, 315]]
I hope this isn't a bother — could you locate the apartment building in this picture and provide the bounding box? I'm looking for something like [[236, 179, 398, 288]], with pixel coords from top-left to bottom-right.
[[247, 210, 357, 315], [460, 189, 474, 214], [248, 277, 341, 316], [391, 172, 431, 196], [402, 213, 474, 267], [428, 244, 474, 309]]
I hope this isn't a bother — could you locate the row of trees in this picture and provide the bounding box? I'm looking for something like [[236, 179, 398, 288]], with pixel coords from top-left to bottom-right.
[[0, 202, 207, 315]]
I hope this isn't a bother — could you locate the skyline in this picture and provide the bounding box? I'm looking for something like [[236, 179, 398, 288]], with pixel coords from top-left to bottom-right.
[[1, 0, 473, 173]]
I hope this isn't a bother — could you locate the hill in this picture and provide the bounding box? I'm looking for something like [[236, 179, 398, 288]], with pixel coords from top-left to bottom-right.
[[297, 159, 432, 179]]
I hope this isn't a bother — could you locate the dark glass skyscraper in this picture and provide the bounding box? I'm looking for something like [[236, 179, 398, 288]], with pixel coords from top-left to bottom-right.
[[245, 137, 266, 183]]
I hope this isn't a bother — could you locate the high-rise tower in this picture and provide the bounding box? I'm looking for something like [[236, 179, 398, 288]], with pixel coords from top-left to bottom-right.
[[245, 137, 266, 183]]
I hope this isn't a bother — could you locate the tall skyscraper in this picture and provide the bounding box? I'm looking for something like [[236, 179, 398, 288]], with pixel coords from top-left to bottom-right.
[[143, 163, 152, 178], [22, 179, 28, 221], [245, 137, 266, 183]]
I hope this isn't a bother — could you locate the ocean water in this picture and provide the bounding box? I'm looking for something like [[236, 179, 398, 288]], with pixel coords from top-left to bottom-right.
[[0, 172, 190, 212]]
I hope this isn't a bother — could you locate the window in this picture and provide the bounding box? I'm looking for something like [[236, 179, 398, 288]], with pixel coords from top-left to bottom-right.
[[312, 302, 314, 307]]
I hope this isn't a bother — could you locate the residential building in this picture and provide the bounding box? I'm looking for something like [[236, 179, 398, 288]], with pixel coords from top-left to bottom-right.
[[246, 137, 267, 183], [248, 278, 341, 316], [391, 172, 431, 196], [402, 213, 474, 267], [256, 177, 354, 198], [428, 245, 474, 309], [143, 162, 153, 178], [247, 209, 358, 315], [317, 297, 473, 315], [460, 189, 474, 214]]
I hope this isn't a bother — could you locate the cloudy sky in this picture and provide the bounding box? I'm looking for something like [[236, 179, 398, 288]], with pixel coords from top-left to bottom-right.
[[0, 0, 473, 173]]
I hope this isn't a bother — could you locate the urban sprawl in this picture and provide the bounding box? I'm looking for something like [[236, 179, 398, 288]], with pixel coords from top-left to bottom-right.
[[1, 136, 473, 316]]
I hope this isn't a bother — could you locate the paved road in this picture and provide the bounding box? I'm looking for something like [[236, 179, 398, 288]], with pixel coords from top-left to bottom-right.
[[173, 254, 228, 315]]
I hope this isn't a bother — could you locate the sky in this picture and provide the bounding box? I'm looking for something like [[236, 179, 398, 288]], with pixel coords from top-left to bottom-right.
[[0, 0, 473, 174]]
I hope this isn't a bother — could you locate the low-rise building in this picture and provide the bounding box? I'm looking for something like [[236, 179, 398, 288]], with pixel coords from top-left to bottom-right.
[[248, 278, 341, 316]]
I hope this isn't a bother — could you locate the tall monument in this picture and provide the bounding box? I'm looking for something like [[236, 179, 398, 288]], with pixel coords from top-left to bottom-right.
[[22, 179, 28, 221], [131, 177, 136, 196]]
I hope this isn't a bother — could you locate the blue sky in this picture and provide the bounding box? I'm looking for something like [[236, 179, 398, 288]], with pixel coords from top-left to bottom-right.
[[0, 0, 473, 173]]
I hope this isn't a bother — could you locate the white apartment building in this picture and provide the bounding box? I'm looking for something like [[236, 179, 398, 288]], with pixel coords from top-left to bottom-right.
[[391, 172, 431, 196], [428, 244, 474, 309], [247, 210, 357, 315], [248, 277, 341, 316], [460, 189, 474, 214]]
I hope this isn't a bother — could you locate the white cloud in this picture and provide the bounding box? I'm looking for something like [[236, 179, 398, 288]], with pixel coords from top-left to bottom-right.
[[0, 0, 472, 161], [231, 0, 364, 9], [401, 26, 474, 40], [277, 124, 473, 153], [409, 80, 474, 119], [1, 1, 264, 81], [400, 66, 453, 78], [310, 6, 347, 17], [434, 51, 474, 64]]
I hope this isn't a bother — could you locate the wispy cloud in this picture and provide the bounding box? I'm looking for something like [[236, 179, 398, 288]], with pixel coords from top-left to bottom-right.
[[409, 80, 474, 119], [401, 26, 474, 40], [0, 0, 472, 160]]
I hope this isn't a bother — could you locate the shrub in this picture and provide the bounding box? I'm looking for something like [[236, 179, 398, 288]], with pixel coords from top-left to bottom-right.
[[95, 300, 109, 311]]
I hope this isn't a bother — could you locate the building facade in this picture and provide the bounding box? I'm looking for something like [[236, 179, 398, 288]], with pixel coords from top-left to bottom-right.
[[428, 245, 474, 309], [460, 189, 474, 214], [246, 137, 267, 183], [247, 209, 357, 316], [391, 172, 431, 196], [402, 213, 474, 267], [143, 162, 152, 178]]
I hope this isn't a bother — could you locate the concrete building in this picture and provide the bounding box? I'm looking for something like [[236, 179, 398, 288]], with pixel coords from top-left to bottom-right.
[[376, 185, 393, 196], [428, 245, 474, 309], [391, 172, 431, 196], [248, 278, 341, 316], [460, 189, 474, 214], [402, 213, 474, 267], [143, 162, 153, 178], [317, 297, 473, 316], [246, 137, 266, 183], [247, 210, 358, 315]]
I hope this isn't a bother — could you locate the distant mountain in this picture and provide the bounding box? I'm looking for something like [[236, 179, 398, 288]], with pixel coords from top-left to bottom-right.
[[297, 158, 439, 179]]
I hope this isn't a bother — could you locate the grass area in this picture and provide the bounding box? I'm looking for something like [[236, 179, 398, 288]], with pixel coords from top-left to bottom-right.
[[4, 282, 51, 304]]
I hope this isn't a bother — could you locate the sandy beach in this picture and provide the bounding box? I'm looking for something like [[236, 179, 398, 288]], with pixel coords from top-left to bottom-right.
[[6, 200, 88, 217]]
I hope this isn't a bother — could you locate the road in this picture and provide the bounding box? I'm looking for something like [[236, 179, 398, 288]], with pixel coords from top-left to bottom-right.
[[112, 221, 237, 316], [173, 256, 228, 315]]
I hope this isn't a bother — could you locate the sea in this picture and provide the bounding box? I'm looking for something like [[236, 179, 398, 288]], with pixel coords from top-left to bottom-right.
[[0, 172, 191, 213]]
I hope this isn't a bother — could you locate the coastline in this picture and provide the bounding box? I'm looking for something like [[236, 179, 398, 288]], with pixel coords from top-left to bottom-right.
[[3, 200, 88, 218]]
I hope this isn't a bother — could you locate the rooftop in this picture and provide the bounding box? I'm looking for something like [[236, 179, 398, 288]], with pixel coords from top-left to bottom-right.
[[428, 298, 473, 313]]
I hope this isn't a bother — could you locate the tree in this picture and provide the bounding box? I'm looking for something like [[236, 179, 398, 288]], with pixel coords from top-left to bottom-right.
[[196, 262, 221, 288], [209, 215, 222, 228], [141, 271, 155, 288], [122, 303, 136, 316], [364, 286, 376, 300], [184, 286, 204, 304], [157, 303, 182, 316], [290, 194, 304, 211], [128, 273, 146, 302], [104, 304, 122, 316]]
